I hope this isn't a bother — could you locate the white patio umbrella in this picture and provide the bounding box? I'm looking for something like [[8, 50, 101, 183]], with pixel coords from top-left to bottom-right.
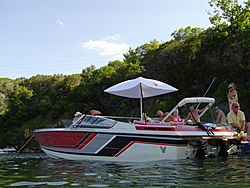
[[104, 77, 178, 120]]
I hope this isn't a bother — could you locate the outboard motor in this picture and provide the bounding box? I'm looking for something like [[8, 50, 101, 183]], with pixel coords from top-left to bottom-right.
[[187, 140, 206, 158], [194, 140, 206, 158], [218, 140, 228, 156]]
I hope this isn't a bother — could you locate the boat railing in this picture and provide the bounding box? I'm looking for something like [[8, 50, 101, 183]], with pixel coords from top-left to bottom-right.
[[161, 97, 215, 123]]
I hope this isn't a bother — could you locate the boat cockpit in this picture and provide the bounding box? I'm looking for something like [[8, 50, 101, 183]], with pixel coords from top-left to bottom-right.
[[72, 115, 116, 129]]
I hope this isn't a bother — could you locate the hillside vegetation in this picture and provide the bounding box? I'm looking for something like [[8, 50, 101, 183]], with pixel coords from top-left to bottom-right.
[[1, 0, 250, 149]]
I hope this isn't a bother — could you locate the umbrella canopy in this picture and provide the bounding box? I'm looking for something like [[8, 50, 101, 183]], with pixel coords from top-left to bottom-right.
[[104, 77, 178, 120]]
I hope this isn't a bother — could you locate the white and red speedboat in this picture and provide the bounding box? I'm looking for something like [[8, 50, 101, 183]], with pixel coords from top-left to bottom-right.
[[33, 97, 241, 162]]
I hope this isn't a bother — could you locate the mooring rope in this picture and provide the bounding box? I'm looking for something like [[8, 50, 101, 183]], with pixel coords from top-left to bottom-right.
[[12, 134, 34, 159]]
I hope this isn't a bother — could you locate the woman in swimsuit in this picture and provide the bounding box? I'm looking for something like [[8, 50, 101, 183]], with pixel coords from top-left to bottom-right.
[[214, 106, 227, 126], [173, 109, 182, 122], [227, 83, 238, 110]]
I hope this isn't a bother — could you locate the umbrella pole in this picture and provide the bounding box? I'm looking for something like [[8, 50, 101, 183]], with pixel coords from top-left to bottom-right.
[[140, 97, 143, 121], [139, 83, 144, 121]]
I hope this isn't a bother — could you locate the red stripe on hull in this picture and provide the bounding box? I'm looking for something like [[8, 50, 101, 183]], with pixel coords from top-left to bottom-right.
[[78, 133, 98, 150], [35, 132, 89, 147]]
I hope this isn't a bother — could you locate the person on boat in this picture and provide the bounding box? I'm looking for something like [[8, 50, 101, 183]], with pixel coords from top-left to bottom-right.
[[173, 109, 182, 122], [87, 110, 101, 116], [157, 110, 174, 122], [227, 83, 239, 110], [227, 103, 246, 132], [214, 106, 227, 126], [142, 113, 153, 122], [184, 104, 209, 124], [73, 111, 82, 122]]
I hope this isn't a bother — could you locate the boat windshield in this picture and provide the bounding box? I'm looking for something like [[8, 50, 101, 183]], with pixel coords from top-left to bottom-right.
[[74, 115, 116, 128]]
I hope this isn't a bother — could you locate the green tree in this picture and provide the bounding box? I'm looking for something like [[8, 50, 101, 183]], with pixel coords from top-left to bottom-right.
[[0, 78, 15, 114]]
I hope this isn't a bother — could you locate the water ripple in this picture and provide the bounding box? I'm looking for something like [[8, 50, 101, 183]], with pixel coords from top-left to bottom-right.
[[1, 153, 250, 187]]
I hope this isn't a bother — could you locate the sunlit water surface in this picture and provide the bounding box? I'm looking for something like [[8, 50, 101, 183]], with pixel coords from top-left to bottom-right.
[[1, 153, 250, 187]]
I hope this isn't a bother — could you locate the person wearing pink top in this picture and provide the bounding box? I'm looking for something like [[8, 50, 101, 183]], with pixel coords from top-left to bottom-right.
[[173, 109, 182, 122]]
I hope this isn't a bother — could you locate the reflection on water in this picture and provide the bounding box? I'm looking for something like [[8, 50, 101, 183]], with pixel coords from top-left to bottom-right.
[[1, 153, 250, 187]]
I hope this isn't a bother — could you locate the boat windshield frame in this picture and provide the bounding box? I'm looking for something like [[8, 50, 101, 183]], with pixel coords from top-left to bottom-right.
[[73, 115, 116, 129]]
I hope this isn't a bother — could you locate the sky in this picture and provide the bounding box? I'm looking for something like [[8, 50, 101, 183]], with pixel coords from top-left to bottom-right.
[[0, 0, 214, 79]]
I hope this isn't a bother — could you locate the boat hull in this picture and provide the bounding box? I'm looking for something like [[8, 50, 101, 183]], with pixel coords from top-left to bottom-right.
[[34, 129, 191, 161], [33, 104, 240, 162], [33, 126, 237, 161], [41, 143, 188, 162]]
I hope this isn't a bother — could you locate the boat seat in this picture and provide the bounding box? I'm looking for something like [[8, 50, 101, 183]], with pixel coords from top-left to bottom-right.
[[61, 119, 73, 127], [133, 120, 185, 125]]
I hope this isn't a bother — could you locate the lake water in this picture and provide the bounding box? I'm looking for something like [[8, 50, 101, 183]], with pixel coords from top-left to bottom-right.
[[1, 153, 250, 187]]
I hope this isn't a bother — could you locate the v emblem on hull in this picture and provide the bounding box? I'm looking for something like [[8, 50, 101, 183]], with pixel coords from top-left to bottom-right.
[[160, 146, 166, 153]]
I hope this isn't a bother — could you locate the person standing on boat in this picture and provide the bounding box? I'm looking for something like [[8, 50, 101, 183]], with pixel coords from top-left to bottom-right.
[[214, 106, 227, 126], [73, 111, 82, 122], [157, 110, 174, 122], [184, 104, 209, 124], [227, 83, 239, 110]]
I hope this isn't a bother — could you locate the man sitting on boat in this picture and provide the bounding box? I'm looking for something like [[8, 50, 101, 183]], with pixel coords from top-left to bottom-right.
[[157, 110, 174, 122], [184, 104, 209, 124], [227, 103, 250, 135]]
